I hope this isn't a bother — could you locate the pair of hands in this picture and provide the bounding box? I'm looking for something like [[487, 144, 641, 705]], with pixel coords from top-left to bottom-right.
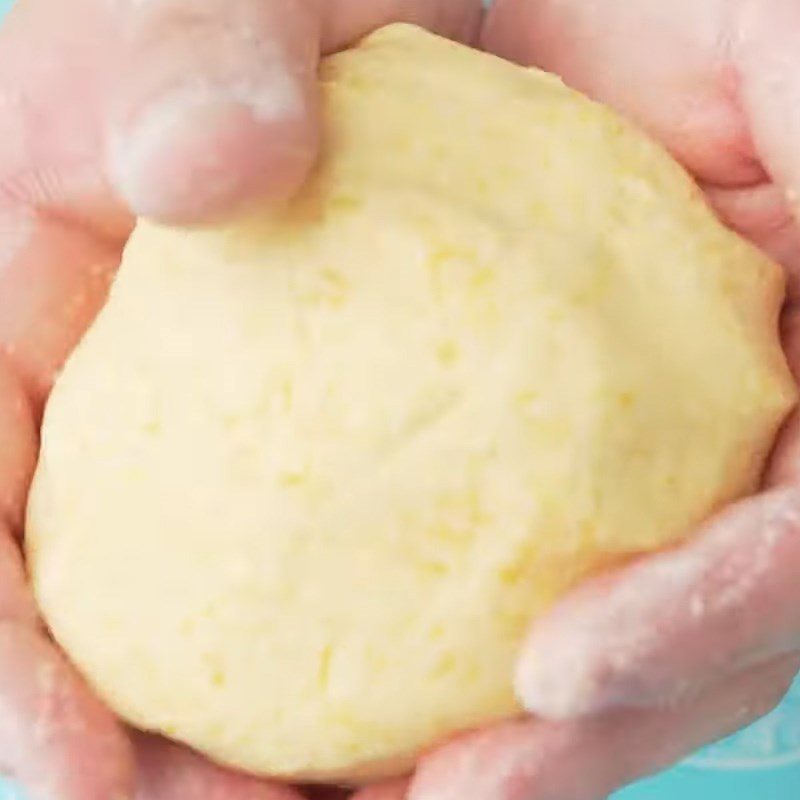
[[1, 1, 800, 798]]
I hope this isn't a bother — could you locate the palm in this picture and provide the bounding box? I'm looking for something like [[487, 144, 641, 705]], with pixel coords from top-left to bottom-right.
[[348, 3, 800, 800], [0, 0, 481, 799], [3, 1, 799, 799], [357, 2, 800, 799]]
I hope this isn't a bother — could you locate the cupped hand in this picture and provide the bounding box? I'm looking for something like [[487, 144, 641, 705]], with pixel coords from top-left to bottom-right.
[[0, 1, 482, 798], [354, 2, 800, 799]]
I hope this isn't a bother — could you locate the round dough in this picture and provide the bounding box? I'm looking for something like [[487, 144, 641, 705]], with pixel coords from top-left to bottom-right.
[[27, 24, 796, 783]]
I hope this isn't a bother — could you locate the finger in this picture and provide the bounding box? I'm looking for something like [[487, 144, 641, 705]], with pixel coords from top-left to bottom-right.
[[106, 0, 320, 223], [4, 0, 483, 230], [765, 305, 800, 487], [482, 0, 765, 189], [133, 733, 305, 800], [483, 0, 800, 292], [0, 210, 119, 409], [0, 0, 126, 406], [106, 0, 485, 224], [732, 0, 800, 291], [0, 534, 37, 626], [0, 0, 131, 241], [735, 0, 800, 212], [514, 487, 800, 719], [700, 180, 800, 295], [768, 409, 800, 487], [314, 0, 484, 53], [410, 654, 800, 800], [0, 621, 134, 800], [350, 780, 409, 800], [0, 355, 36, 532]]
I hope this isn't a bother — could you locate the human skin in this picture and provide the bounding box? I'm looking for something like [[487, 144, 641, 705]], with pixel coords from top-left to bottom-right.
[[2, 1, 800, 799], [359, 2, 800, 798], [0, 2, 481, 799]]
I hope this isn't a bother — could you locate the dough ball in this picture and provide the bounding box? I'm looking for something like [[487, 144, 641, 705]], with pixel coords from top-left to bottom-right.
[[27, 25, 796, 783]]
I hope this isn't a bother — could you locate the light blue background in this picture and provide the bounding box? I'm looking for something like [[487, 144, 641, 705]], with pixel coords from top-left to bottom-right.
[[0, 0, 797, 798]]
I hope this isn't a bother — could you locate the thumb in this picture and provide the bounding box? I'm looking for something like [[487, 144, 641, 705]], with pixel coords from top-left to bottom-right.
[[106, 0, 320, 224], [513, 487, 800, 719], [736, 0, 800, 217]]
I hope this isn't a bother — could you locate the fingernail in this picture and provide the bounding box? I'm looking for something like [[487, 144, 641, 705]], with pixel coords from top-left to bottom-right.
[[107, 75, 305, 220]]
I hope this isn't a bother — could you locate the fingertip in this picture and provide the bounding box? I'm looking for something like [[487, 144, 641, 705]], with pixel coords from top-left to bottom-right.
[[515, 488, 800, 719], [413, 656, 800, 800], [107, 84, 318, 224], [514, 642, 608, 720], [512, 569, 630, 719], [106, 0, 321, 223]]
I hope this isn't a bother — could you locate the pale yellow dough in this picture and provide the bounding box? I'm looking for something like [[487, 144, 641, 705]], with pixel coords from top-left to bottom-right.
[[28, 25, 796, 782]]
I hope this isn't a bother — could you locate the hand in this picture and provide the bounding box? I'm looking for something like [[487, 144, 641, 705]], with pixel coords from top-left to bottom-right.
[[0, 1, 482, 798], [355, 1, 800, 798]]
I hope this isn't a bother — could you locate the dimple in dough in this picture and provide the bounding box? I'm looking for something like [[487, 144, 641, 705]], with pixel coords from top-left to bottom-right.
[[27, 24, 797, 784]]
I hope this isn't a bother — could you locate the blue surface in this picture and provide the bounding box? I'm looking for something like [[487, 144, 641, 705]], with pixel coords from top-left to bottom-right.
[[0, 0, 797, 797]]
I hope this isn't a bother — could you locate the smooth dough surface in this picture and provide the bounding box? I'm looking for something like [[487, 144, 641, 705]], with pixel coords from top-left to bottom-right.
[[27, 25, 796, 783]]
